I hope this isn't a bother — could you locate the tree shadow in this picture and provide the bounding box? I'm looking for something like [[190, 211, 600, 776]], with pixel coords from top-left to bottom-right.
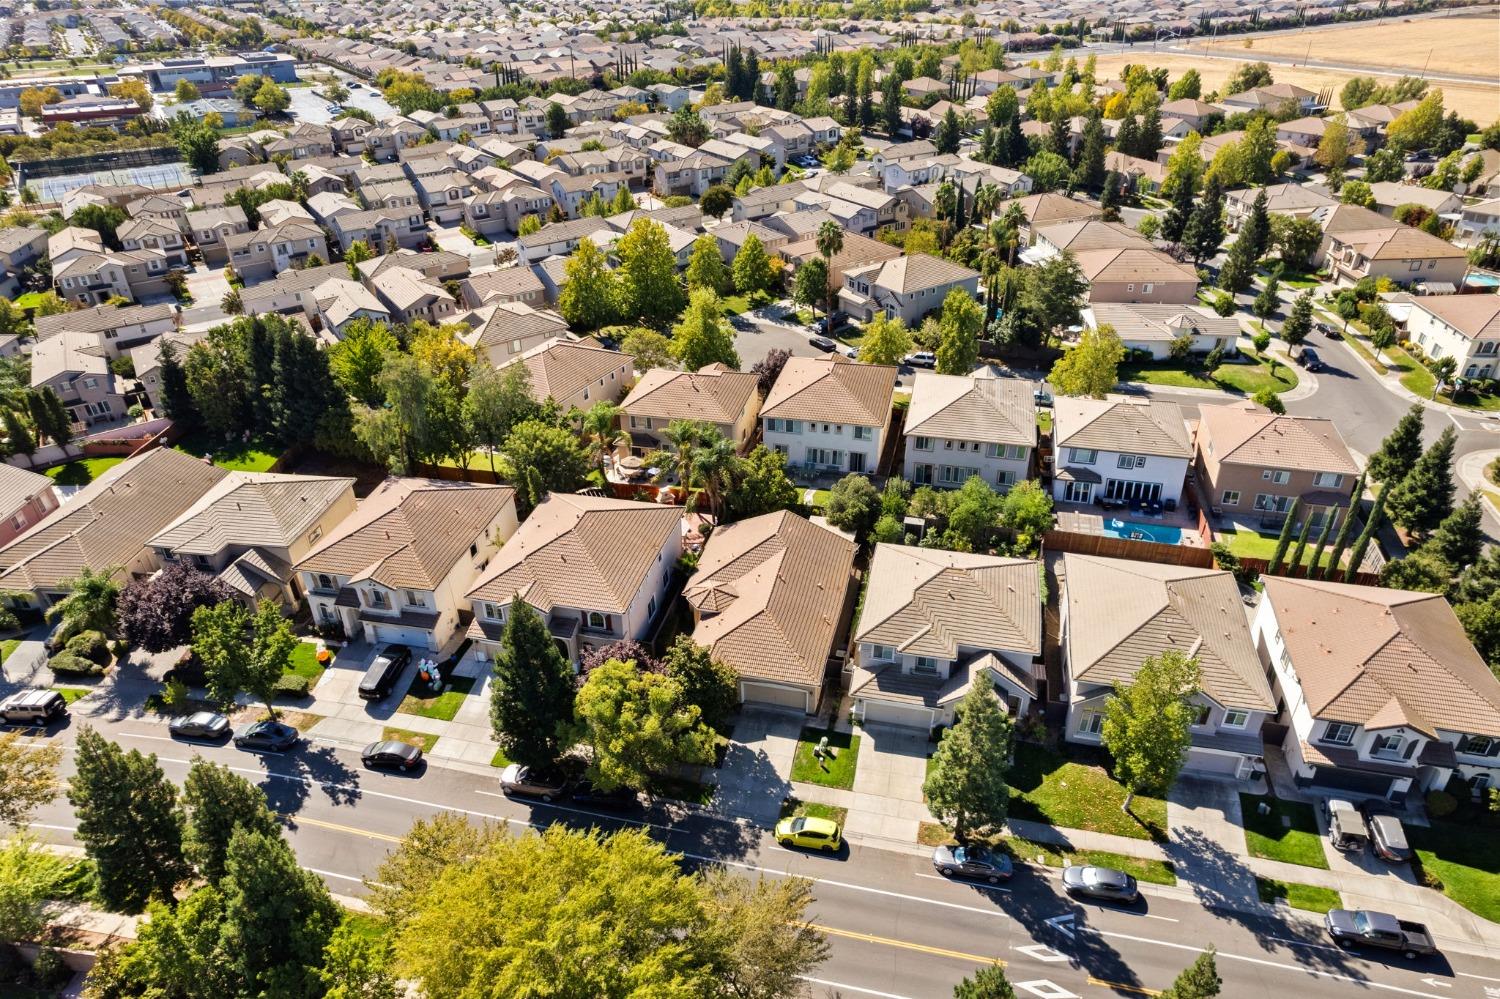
[[257, 742, 363, 814]]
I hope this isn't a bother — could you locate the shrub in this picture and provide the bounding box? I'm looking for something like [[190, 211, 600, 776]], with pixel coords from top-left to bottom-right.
[[159, 678, 190, 711], [49, 652, 106, 676], [65, 629, 109, 664], [31, 947, 70, 987], [273, 673, 312, 698], [1425, 789, 1458, 818], [1211, 291, 1236, 317], [109, 639, 128, 660]]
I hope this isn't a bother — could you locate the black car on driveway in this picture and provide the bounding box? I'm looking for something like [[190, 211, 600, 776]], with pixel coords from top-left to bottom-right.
[[1358, 801, 1413, 864], [168, 711, 231, 741], [932, 844, 1013, 884], [1061, 865, 1139, 903], [361, 740, 424, 772], [232, 720, 299, 752]]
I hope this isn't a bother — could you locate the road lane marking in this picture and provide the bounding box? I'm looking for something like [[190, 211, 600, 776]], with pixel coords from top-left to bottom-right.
[[1087, 979, 1161, 996], [807, 922, 1005, 966], [914, 871, 1011, 892], [1459, 972, 1500, 983], [304, 867, 377, 885], [29, 823, 76, 833], [289, 815, 402, 843], [796, 976, 915, 999]]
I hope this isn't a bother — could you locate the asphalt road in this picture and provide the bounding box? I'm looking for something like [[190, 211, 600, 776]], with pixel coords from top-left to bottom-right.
[[15, 707, 1500, 999]]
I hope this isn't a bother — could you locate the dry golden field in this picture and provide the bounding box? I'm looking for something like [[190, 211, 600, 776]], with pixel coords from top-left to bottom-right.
[[1189, 13, 1500, 79]]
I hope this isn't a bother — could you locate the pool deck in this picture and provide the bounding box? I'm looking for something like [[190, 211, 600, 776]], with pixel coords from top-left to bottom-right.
[[1054, 502, 1209, 549]]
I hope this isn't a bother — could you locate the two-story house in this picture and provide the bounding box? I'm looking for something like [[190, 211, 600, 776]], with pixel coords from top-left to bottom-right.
[[1075, 247, 1200, 305], [462, 302, 572, 369], [1052, 397, 1192, 507], [32, 302, 177, 361], [1404, 294, 1500, 382], [1194, 401, 1360, 532], [619, 364, 762, 456], [116, 216, 189, 269], [838, 253, 981, 327], [1314, 204, 1469, 289], [29, 330, 127, 427], [465, 494, 681, 668], [762, 355, 898, 477], [500, 336, 633, 412], [369, 266, 457, 326], [903, 370, 1036, 490], [0, 227, 47, 299], [186, 205, 251, 267], [685, 509, 857, 714], [1062, 554, 1276, 779], [0, 464, 59, 548], [413, 171, 475, 226], [298, 479, 519, 651], [1255, 577, 1500, 802], [849, 544, 1042, 729], [225, 220, 330, 285], [147, 472, 357, 611]]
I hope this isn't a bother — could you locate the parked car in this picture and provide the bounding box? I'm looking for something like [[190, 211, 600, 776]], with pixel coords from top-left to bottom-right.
[[1325, 910, 1437, 959], [932, 844, 1013, 884], [1061, 865, 1139, 904], [815, 311, 851, 335], [903, 351, 937, 369], [774, 814, 842, 852], [168, 711, 231, 741], [1358, 802, 1412, 864], [1324, 798, 1368, 853], [361, 740, 424, 772], [1033, 384, 1054, 407], [570, 779, 638, 810], [1297, 346, 1323, 371], [499, 763, 569, 802], [358, 644, 412, 701], [232, 720, 299, 752], [809, 335, 837, 352], [0, 690, 67, 725]]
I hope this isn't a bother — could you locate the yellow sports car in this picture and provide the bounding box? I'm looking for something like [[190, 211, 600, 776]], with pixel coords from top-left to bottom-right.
[[774, 815, 842, 852]]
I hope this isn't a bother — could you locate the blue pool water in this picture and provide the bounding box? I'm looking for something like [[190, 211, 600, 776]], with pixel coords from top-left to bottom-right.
[[1103, 519, 1183, 545], [1466, 273, 1500, 289]]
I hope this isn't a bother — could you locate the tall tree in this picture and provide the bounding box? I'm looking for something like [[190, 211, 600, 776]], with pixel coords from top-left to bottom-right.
[[935, 287, 983, 375], [1427, 493, 1484, 570], [0, 731, 61, 829], [2, 409, 35, 467], [1049, 323, 1123, 399], [319, 919, 400, 999], [181, 758, 281, 882], [1321, 472, 1366, 580], [731, 234, 776, 297], [490, 598, 575, 768], [574, 659, 716, 791], [672, 289, 740, 371], [1282, 291, 1314, 348], [119, 562, 236, 653], [463, 364, 541, 476], [1366, 403, 1425, 483], [503, 419, 590, 513], [685, 234, 732, 294], [954, 965, 1017, 999], [1101, 650, 1201, 812], [1181, 177, 1226, 265], [1344, 479, 1390, 582], [67, 727, 188, 913], [858, 312, 914, 366], [1387, 426, 1456, 538], [617, 219, 686, 326], [816, 220, 845, 320], [1267, 497, 1302, 576], [923, 673, 1014, 842], [328, 318, 398, 406], [1161, 948, 1222, 998], [1072, 111, 1107, 191], [792, 256, 830, 322], [558, 238, 623, 331], [219, 827, 340, 998], [1287, 515, 1314, 573]]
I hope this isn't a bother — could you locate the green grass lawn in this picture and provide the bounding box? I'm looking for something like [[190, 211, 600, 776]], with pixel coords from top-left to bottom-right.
[[1256, 876, 1341, 913], [791, 727, 860, 789], [1007, 742, 1168, 841], [490, 746, 511, 768], [1118, 354, 1297, 396], [53, 686, 91, 704], [1239, 793, 1329, 869], [803, 488, 832, 510], [781, 796, 849, 827], [1386, 345, 1436, 399], [45, 456, 125, 486], [1216, 528, 1343, 569], [285, 642, 324, 681], [0, 638, 20, 664], [1036, 411, 1053, 434], [1409, 821, 1500, 923], [1259, 267, 1322, 291], [174, 430, 282, 472], [1213, 353, 1300, 395], [995, 833, 1178, 885], [396, 673, 476, 722], [382, 725, 438, 752]]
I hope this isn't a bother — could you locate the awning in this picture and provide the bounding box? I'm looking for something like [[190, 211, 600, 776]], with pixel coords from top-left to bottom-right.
[[1055, 465, 1102, 484]]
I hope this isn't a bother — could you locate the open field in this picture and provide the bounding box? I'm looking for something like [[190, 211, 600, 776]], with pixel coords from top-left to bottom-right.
[[1188, 13, 1500, 80], [1086, 51, 1500, 123]]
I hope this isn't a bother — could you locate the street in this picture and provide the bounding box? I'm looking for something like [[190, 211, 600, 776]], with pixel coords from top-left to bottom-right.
[[16, 705, 1500, 999]]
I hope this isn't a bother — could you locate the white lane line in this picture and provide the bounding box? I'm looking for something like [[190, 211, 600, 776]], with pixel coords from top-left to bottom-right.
[[1109, 909, 1179, 923], [304, 867, 372, 885], [695, 857, 1013, 919], [797, 976, 916, 999], [1458, 971, 1500, 983], [30, 823, 77, 833], [913, 871, 1011, 893]]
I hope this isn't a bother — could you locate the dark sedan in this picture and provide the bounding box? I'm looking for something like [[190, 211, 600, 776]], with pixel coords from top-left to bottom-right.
[[168, 711, 231, 741], [232, 720, 299, 752], [361, 740, 424, 772], [932, 844, 1013, 884], [809, 335, 837, 352], [1061, 865, 1139, 904], [571, 779, 637, 810], [499, 763, 570, 802]]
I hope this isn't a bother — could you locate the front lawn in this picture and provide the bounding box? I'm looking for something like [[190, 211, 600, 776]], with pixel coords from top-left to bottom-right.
[[1239, 793, 1328, 869], [652, 774, 716, 806], [1213, 353, 1300, 395], [285, 642, 324, 681], [381, 725, 438, 752], [1256, 876, 1341, 913], [1007, 742, 1168, 841], [174, 430, 282, 472], [1409, 821, 1500, 923], [0, 638, 20, 664], [396, 673, 476, 722], [781, 797, 849, 827], [1117, 354, 1297, 396], [45, 456, 124, 486], [53, 686, 91, 704], [791, 727, 860, 789]]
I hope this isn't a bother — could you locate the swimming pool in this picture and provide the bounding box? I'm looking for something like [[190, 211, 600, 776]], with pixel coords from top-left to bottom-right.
[[1465, 273, 1500, 289], [1102, 518, 1183, 545]]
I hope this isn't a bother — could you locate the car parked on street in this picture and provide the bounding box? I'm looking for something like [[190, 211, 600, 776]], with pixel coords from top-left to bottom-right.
[[774, 814, 842, 852], [1061, 865, 1139, 904], [358, 644, 412, 701], [361, 740, 424, 772], [570, 779, 638, 810], [1325, 909, 1436, 959], [168, 711, 231, 741], [903, 351, 937, 369], [1358, 802, 1412, 864], [932, 844, 1013, 884], [0, 690, 67, 725], [809, 335, 837, 352], [232, 720, 299, 752], [499, 763, 570, 802]]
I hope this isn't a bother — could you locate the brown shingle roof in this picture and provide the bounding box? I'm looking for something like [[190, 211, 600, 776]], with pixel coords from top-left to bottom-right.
[[620, 363, 759, 425], [762, 355, 896, 426], [1409, 294, 1500, 340], [1197, 402, 1358, 475], [904, 371, 1036, 446], [1054, 397, 1191, 458]]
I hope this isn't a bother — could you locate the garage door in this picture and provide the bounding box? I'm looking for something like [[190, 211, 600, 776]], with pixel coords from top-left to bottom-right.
[[860, 699, 932, 730], [741, 682, 808, 714], [1185, 749, 1242, 777], [372, 624, 436, 651]]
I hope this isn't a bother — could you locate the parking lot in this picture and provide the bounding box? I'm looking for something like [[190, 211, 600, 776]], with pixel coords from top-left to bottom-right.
[[287, 69, 396, 125]]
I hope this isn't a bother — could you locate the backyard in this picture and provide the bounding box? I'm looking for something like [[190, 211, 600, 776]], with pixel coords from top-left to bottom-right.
[[1007, 742, 1168, 841], [1118, 352, 1298, 396], [44, 456, 124, 486], [1216, 528, 1345, 571], [174, 430, 283, 472], [1239, 793, 1329, 869]]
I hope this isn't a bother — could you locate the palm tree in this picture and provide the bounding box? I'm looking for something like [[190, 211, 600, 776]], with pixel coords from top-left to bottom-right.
[[578, 402, 629, 478], [815, 220, 845, 322], [691, 431, 737, 522], [646, 419, 709, 501], [46, 566, 122, 641], [934, 180, 957, 245], [998, 203, 1025, 265], [290, 170, 310, 202], [973, 182, 1001, 222]]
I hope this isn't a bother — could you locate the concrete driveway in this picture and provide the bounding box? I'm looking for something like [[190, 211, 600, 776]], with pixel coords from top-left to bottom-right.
[[716, 710, 802, 824], [843, 724, 934, 844]]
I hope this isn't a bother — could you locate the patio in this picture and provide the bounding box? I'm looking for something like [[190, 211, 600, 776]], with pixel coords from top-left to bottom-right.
[[1053, 500, 1209, 549]]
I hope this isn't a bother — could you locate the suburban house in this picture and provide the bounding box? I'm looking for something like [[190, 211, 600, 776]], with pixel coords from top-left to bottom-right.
[[29, 330, 128, 428], [1403, 295, 1500, 381], [225, 220, 330, 285], [619, 364, 762, 456], [1225, 184, 1335, 230], [903, 370, 1036, 490], [1074, 247, 1200, 305], [1011, 192, 1103, 243], [0, 464, 59, 548], [117, 216, 189, 269], [1051, 397, 1192, 506], [762, 355, 897, 477], [1083, 303, 1240, 360], [462, 302, 571, 368], [460, 266, 548, 310], [500, 337, 634, 411], [1061, 554, 1276, 780], [32, 302, 177, 360], [297, 479, 519, 651], [186, 205, 252, 267], [685, 509, 857, 715], [838, 253, 981, 326], [1194, 402, 1360, 532], [849, 544, 1042, 730], [1255, 577, 1500, 802], [464, 494, 680, 668], [1455, 198, 1500, 244], [147, 472, 357, 611], [1315, 204, 1469, 289], [777, 231, 903, 298], [0, 447, 228, 608]]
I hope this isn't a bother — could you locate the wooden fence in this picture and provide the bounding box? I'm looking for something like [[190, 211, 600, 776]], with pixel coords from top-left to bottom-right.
[[1042, 528, 1215, 568], [1235, 556, 1381, 587]]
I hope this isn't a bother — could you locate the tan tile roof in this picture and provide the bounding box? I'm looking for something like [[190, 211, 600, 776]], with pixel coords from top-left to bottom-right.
[[1054, 396, 1191, 458], [1334, 224, 1467, 262], [1063, 554, 1274, 711], [904, 371, 1036, 446], [0, 464, 55, 519], [504, 337, 632, 404], [686, 510, 856, 689], [462, 265, 547, 305], [1013, 192, 1103, 228], [471, 302, 569, 350], [148, 472, 354, 556], [1197, 402, 1358, 475], [1087, 303, 1240, 343], [762, 355, 897, 426], [1073, 247, 1199, 285], [1263, 577, 1500, 738], [0, 448, 228, 591], [855, 543, 1041, 659], [862, 252, 980, 294], [1035, 219, 1152, 254], [296, 478, 515, 590], [466, 493, 679, 613], [619, 363, 759, 425], [1410, 294, 1500, 340]]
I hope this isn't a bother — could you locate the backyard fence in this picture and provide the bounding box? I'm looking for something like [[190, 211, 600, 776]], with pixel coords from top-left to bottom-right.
[[1041, 528, 1215, 569], [1235, 556, 1382, 587]]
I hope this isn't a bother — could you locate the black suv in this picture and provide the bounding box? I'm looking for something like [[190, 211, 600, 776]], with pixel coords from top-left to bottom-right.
[[359, 645, 412, 701]]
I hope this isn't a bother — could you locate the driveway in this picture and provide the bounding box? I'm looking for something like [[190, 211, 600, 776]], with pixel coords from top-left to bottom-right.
[[842, 724, 934, 844], [715, 710, 801, 824], [1165, 776, 1261, 908]]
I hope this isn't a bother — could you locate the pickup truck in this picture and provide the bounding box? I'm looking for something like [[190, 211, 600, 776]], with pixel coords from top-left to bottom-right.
[[1325, 909, 1437, 959]]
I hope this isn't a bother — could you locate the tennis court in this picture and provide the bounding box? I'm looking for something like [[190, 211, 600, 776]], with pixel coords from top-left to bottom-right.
[[25, 161, 195, 203]]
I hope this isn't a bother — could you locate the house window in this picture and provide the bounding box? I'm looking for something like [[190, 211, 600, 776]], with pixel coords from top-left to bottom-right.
[[1262, 469, 1291, 484], [368, 589, 389, 608], [1322, 722, 1356, 746], [483, 603, 503, 620], [1373, 733, 1403, 756], [404, 590, 427, 607], [1220, 490, 1241, 506], [996, 469, 1016, 487], [1458, 735, 1499, 757], [1070, 448, 1097, 465], [316, 574, 333, 591], [1080, 711, 1104, 736], [647, 595, 657, 617], [914, 436, 934, 451], [853, 426, 872, 441], [870, 644, 896, 662], [913, 656, 939, 675], [1192, 703, 1212, 726], [1117, 454, 1146, 469], [1142, 283, 1154, 294], [1313, 472, 1344, 488], [1223, 709, 1250, 729], [587, 611, 607, 630], [1254, 494, 1293, 513]]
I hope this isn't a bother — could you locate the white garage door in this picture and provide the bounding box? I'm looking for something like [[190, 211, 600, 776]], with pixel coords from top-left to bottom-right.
[[741, 682, 809, 714], [859, 699, 932, 730], [373, 624, 436, 651], [1185, 749, 1242, 777]]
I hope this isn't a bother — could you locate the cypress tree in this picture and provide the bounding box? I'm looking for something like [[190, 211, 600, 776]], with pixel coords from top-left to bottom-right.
[[1182, 177, 1226, 265], [1047, 113, 1071, 160], [1115, 113, 1140, 159], [1427, 493, 1484, 570], [1073, 111, 1107, 191], [1160, 173, 1196, 243], [1137, 100, 1164, 161], [1307, 511, 1335, 578], [1387, 426, 1456, 538], [3, 409, 35, 466], [1366, 403, 1425, 483], [1345, 480, 1390, 582], [158, 338, 196, 423], [1321, 471, 1365, 580], [1267, 497, 1301, 576], [489, 597, 576, 768], [1288, 515, 1314, 574]]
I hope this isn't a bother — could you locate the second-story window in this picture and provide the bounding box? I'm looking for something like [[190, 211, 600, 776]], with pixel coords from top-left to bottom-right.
[[587, 611, 607, 630], [368, 589, 388, 609], [316, 574, 333, 591], [1322, 722, 1355, 746]]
